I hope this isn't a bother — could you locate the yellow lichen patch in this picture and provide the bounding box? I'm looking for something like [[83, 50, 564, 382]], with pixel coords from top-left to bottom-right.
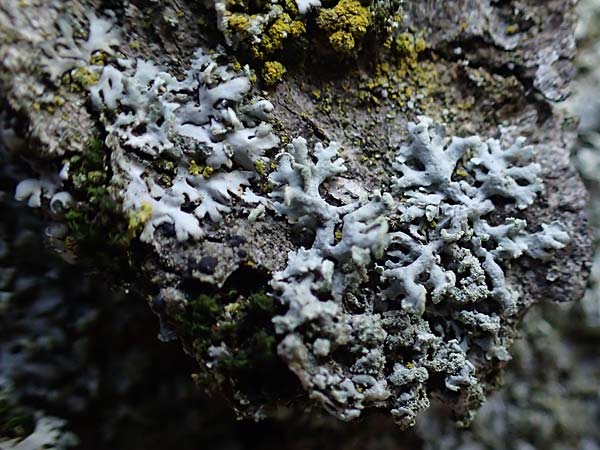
[[254, 159, 267, 176], [89, 51, 109, 66], [284, 0, 299, 14], [456, 100, 474, 111], [69, 67, 100, 90], [394, 32, 427, 64], [262, 60, 286, 85], [64, 235, 79, 258], [224, 301, 242, 315], [455, 167, 468, 177], [188, 161, 215, 178], [202, 165, 214, 178], [231, 60, 243, 72], [254, 13, 306, 59], [53, 96, 65, 107], [329, 30, 356, 53], [228, 13, 251, 33], [188, 160, 202, 176], [317, 0, 371, 53], [128, 202, 153, 236], [356, 31, 439, 114]]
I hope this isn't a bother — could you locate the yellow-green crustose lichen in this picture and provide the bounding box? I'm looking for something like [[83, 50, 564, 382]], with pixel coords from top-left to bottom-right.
[[250, 12, 306, 60], [316, 0, 371, 52], [213, 0, 376, 84], [262, 60, 287, 85]]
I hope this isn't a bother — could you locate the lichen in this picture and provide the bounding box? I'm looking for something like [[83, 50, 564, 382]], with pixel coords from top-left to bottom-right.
[[252, 13, 306, 59], [316, 0, 371, 53], [263, 117, 568, 426], [208, 0, 382, 65], [40, 10, 120, 82], [357, 31, 439, 113], [0, 413, 77, 450], [383, 117, 568, 314], [262, 60, 287, 85], [90, 48, 279, 242], [7, 2, 576, 432]]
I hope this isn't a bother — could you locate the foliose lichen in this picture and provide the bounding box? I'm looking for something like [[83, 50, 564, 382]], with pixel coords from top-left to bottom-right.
[[257, 116, 568, 426], [40, 10, 120, 82], [90, 47, 279, 242]]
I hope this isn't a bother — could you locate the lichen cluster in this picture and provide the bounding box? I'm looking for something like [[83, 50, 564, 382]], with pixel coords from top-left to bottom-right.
[[4, 1, 576, 434], [211, 0, 307, 83], [261, 118, 568, 426], [420, 302, 600, 450], [39, 10, 120, 82], [90, 47, 280, 242], [208, 0, 404, 85], [357, 31, 438, 112], [316, 0, 371, 53]]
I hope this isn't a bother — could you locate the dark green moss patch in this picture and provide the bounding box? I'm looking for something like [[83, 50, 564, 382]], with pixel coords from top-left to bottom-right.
[[174, 268, 301, 415], [62, 136, 137, 274], [0, 398, 35, 440]]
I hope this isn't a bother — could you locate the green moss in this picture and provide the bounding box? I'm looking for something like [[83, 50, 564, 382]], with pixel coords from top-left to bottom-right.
[[249, 330, 277, 361], [63, 137, 133, 267], [250, 290, 274, 310], [0, 398, 35, 440], [178, 289, 278, 357], [174, 286, 285, 402]]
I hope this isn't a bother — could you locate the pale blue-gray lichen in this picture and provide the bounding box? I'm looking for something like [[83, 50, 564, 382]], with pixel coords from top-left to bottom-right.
[[260, 117, 568, 425]]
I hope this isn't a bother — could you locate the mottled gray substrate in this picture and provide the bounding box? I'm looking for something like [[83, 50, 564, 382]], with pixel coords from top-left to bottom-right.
[[0, 0, 592, 438]]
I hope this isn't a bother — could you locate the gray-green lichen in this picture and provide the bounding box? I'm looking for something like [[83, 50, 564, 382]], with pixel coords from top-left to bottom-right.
[[262, 118, 568, 426]]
